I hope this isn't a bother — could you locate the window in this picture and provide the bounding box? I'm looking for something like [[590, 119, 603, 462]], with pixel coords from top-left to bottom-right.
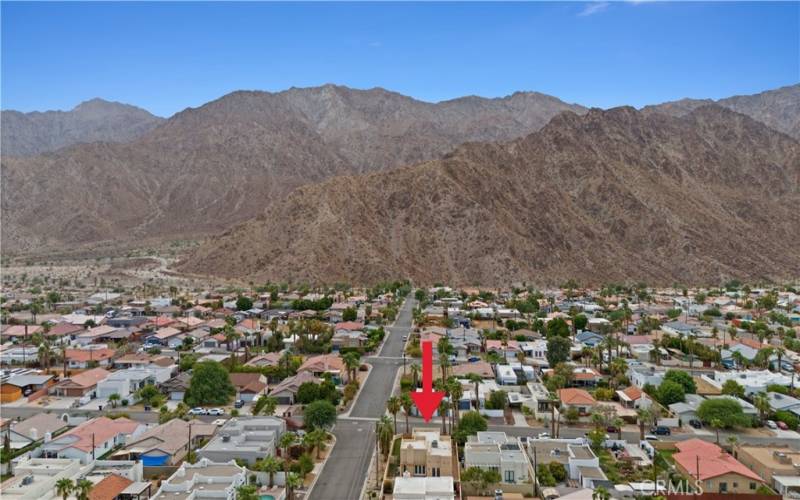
[[414, 465, 426, 475], [431, 467, 440, 477], [750, 483, 757, 490], [505, 470, 515, 483], [720, 482, 727, 493]]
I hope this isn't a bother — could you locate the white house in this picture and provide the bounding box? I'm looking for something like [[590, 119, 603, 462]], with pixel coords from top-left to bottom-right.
[[464, 432, 530, 484]]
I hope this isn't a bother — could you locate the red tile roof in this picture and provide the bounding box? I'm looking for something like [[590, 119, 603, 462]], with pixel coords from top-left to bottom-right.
[[55, 417, 141, 452], [89, 474, 133, 500], [65, 348, 116, 363], [558, 388, 596, 406], [673, 439, 762, 482]]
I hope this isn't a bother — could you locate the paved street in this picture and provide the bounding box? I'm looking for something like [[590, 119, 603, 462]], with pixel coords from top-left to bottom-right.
[[309, 296, 416, 500]]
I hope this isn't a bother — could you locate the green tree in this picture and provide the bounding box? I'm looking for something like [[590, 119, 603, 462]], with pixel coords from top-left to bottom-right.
[[697, 398, 748, 428], [546, 336, 571, 367], [573, 314, 588, 332], [387, 396, 401, 434], [236, 485, 259, 500], [752, 392, 771, 425], [342, 351, 361, 383], [55, 478, 74, 500], [548, 461, 567, 482], [564, 407, 580, 425], [137, 384, 161, 406], [279, 432, 297, 468], [296, 382, 321, 404], [400, 392, 414, 435], [184, 361, 235, 406], [546, 317, 570, 338], [304, 428, 328, 459], [342, 307, 357, 322], [664, 370, 697, 394], [453, 410, 487, 445], [236, 296, 254, 311], [657, 380, 686, 406], [258, 456, 281, 487], [305, 399, 337, 429], [721, 379, 745, 399], [285, 472, 302, 500], [108, 393, 121, 408], [75, 479, 93, 500]]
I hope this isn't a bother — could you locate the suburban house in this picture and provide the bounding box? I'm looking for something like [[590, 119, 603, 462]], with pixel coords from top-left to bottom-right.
[[229, 373, 268, 402], [392, 476, 455, 500], [576, 331, 605, 348], [160, 372, 191, 401], [96, 366, 172, 400], [197, 417, 286, 465], [245, 352, 282, 368], [558, 388, 596, 416], [4, 373, 55, 396], [150, 459, 247, 500], [41, 417, 146, 463], [49, 367, 111, 397], [117, 418, 217, 465], [399, 429, 455, 478], [269, 371, 320, 404], [297, 354, 345, 381], [767, 392, 800, 417], [735, 445, 800, 484], [64, 347, 116, 369], [3, 412, 68, 449], [616, 386, 652, 409], [464, 432, 529, 484], [672, 439, 765, 494]]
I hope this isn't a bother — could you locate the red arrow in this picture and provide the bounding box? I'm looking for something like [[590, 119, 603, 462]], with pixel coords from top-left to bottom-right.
[[410, 340, 445, 422]]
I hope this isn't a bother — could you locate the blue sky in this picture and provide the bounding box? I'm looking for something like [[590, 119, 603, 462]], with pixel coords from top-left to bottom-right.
[[2, 2, 798, 117]]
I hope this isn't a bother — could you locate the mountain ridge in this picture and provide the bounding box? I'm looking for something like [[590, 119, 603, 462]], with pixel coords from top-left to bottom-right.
[[179, 104, 800, 286]]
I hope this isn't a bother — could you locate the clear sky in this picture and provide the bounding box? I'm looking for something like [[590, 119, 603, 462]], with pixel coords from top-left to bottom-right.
[[2, 1, 798, 117]]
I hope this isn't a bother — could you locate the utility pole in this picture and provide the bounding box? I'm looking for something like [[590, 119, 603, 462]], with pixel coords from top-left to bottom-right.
[[92, 433, 96, 460], [531, 444, 538, 498], [374, 422, 380, 494]]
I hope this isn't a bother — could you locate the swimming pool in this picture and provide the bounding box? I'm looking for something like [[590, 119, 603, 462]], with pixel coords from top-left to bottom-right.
[[259, 495, 275, 500]]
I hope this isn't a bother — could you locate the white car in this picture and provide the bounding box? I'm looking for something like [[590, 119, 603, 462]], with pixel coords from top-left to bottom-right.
[[644, 434, 660, 441], [537, 432, 550, 439], [766, 420, 778, 429], [188, 407, 207, 415], [207, 408, 225, 416], [212, 419, 227, 426]]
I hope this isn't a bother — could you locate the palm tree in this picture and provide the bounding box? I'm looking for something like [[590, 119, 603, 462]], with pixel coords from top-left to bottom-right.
[[726, 435, 739, 454], [279, 431, 297, 470], [410, 363, 420, 389], [108, 393, 121, 408], [387, 396, 401, 434], [593, 486, 611, 500], [636, 407, 652, 441], [775, 346, 787, 373], [447, 378, 463, 425], [377, 416, 394, 458], [285, 472, 302, 500], [342, 351, 361, 383], [75, 479, 93, 500], [400, 392, 414, 435], [466, 373, 482, 411], [710, 418, 724, 444], [753, 392, 770, 425], [612, 417, 624, 440], [60, 342, 69, 376], [259, 455, 281, 487], [304, 428, 327, 459], [38, 340, 52, 373], [438, 398, 449, 435], [55, 478, 74, 500]]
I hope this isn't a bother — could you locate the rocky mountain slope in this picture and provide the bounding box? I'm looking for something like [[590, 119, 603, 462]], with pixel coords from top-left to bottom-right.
[[1, 85, 586, 253], [1, 98, 164, 157], [642, 83, 800, 139], [180, 105, 800, 286]]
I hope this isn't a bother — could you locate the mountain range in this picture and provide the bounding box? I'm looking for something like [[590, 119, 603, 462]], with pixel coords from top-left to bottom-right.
[[1, 98, 164, 157], [2, 84, 799, 285]]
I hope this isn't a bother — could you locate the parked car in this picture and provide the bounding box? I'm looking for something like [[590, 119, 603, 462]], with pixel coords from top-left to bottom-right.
[[689, 419, 703, 429], [777, 421, 789, 430], [188, 407, 207, 415], [537, 432, 550, 439], [212, 419, 227, 427], [650, 426, 671, 436], [207, 408, 225, 416], [234, 399, 245, 409], [644, 434, 660, 441], [766, 420, 778, 429], [606, 425, 619, 433]]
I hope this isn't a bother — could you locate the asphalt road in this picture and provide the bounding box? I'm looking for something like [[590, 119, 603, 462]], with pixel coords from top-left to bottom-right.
[[309, 297, 416, 500]]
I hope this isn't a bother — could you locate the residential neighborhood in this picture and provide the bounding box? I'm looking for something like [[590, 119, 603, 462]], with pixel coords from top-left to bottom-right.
[[1, 282, 799, 500]]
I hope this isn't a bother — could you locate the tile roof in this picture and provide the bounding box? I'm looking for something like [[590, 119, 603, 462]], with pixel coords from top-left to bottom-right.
[[335, 321, 364, 331], [558, 388, 596, 406], [298, 354, 344, 374], [65, 348, 116, 362], [46, 322, 85, 337], [63, 368, 111, 388], [673, 439, 762, 482], [88, 474, 133, 500], [54, 417, 141, 452], [229, 373, 267, 394]]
